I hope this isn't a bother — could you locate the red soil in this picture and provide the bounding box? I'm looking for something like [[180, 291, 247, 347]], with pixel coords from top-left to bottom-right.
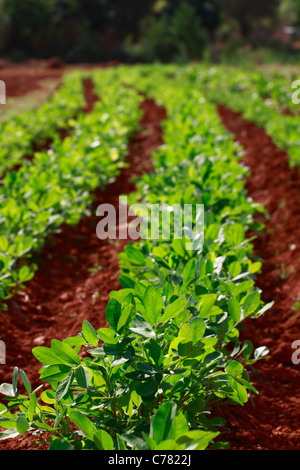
[[0, 82, 166, 449], [0, 59, 120, 100], [0, 66, 62, 98], [216, 105, 300, 450]]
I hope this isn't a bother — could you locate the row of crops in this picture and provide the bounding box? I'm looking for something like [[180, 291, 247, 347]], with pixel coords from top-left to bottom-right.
[[185, 65, 300, 167], [0, 73, 85, 176], [0, 64, 294, 449], [0, 71, 142, 301]]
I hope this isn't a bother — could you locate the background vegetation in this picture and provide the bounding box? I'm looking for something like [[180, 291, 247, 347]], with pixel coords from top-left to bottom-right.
[[0, 0, 300, 64]]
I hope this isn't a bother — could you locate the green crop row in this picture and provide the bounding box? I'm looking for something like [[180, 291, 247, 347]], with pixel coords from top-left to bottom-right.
[[185, 65, 300, 167], [0, 71, 86, 175], [0, 69, 142, 303], [191, 65, 298, 113], [0, 65, 272, 450]]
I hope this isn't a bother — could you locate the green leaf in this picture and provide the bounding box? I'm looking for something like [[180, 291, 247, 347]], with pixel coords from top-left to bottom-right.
[[111, 353, 131, 367], [75, 366, 90, 388], [117, 294, 136, 332], [187, 397, 206, 413], [228, 261, 241, 278], [154, 439, 182, 450], [243, 291, 261, 317], [240, 339, 253, 360], [128, 314, 156, 339], [110, 289, 134, 303], [18, 265, 34, 282], [121, 433, 149, 450], [190, 318, 206, 343], [136, 362, 158, 375], [51, 340, 81, 366], [172, 238, 186, 257], [82, 320, 99, 347], [97, 328, 118, 344], [69, 411, 97, 441], [249, 261, 262, 274], [32, 346, 65, 366], [141, 432, 156, 450], [228, 298, 241, 322], [19, 369, 31, 395], [145, 340, 163, 367], [40, 389, 56, 405], [124, 245, 145, 265], [0, 404, 13, 418], [27, 394, 38, 422], [229, 280, 254, 297], [161, 296, 186, 323], [133, 282, 148, 301], [119, 275, 135, 289], [257, 301, 274, 317], [178, 323, 193, 341], [167, 413, 189, 441], [225, 360, 244, 377], [136, 380, 157, 397], [40, 364, 73, 383], [16, 416, 29, 435], [14, 236, 33, 257], [178, 430, 219, 450], [238, 377, 258, 394], [63, 337, 86, 348], [198, 294, 217, 318], [182, 259, 196, 284], [0, 237, 8, 252], [178, 340, 193, 357], [116, 433, 127, 450], [150, 402, 177, 444], [231, 378, 248, 404], [49, 438, 74, 450], [86, 347, 105, 357], [225, 223, 244, 246], [106, 298, 122, 332], [143, 285, 164, 326], [103, 342, 128, 356], [55, 372, 74, 401], [94, 430, 114, 450], [0, 418, 17, 430]]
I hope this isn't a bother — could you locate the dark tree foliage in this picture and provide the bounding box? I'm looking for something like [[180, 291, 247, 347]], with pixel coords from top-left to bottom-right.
[[108, 0, 155, 40], [0, 0, 284, 62], [127, 2, 212, 63], [163, 0, 220, 35], [0, 0, 157, 61], [2, 0, 54, 54], [216, 0, 280, 37]]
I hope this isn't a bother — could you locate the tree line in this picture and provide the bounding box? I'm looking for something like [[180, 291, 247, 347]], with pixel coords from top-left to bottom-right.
[[0, 0, 296, 63]]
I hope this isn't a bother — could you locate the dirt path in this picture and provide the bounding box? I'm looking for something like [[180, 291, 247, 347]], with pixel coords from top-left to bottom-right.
[[0, 61, 120, 99], [0, 89, 166, 450], [0, 65, 63, 98], [215, 104, 300, 450]]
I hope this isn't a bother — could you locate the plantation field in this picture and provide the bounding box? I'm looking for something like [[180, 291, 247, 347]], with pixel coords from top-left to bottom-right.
[[0, 63, 299, 451]]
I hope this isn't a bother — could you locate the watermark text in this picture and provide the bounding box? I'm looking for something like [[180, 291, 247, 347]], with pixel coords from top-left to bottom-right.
[[96, 196, 204, 251], [0, 80, 6, 105]]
